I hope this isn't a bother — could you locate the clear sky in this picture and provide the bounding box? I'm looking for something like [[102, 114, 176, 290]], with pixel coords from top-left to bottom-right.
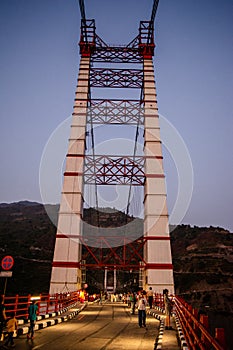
[[0, 0, 233, 232]]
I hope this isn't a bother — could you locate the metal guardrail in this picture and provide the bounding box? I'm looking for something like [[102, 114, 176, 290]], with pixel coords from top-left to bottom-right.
[[149, 293, 226, 349], [1, 292, 227, 349], [2, 291, 82, 319], [172, 296, 226, 350]]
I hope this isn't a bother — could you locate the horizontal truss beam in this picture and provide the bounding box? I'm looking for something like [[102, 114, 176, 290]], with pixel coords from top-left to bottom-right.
[[86, 99, 144, 124], [84, 155, 145, 185], [89, 68, 143, 88], [91, 47, 143, 63]]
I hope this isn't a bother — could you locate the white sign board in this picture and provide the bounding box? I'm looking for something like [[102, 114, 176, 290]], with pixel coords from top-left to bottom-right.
[[0, 271, 13, 277]]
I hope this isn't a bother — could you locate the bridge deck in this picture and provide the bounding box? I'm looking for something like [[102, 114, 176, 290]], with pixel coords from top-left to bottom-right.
[[1, 302, 181, 350]]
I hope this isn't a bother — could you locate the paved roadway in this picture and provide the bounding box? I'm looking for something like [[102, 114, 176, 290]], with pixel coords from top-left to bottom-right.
[[6, 302, 161, 350]]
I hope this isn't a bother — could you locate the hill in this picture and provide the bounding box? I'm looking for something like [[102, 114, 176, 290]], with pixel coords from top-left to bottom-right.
[[0, 201, 233, 346], [0, 201, 58, 293]]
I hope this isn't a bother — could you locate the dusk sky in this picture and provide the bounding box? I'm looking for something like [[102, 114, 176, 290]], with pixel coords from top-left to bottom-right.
[[0, 0, 233, 232]]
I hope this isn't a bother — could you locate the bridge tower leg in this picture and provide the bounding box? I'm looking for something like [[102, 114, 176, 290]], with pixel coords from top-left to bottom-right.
[[143, 57, 174, 294], [49, 56, 90, 294]]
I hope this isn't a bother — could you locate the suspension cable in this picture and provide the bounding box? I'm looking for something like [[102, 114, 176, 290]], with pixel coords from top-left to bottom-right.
[[88, 91, 100, 228], [150, 0, 159, 24], [125, 90, 144, 219], [78, 0, 86, 20], [147, 0, 160, 44]]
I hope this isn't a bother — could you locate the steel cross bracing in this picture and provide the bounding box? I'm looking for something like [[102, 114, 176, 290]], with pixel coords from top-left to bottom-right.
[[84, 155, 145, 185], [92, 47, 143, 63], [85, 100, 144, 125], [89, 68, 143, 88], [76, 1, 161, 270]]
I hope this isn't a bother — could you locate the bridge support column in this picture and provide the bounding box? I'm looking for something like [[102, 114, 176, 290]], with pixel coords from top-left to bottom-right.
[[49, 56, 90, 294], [143, 58, 174, 294]]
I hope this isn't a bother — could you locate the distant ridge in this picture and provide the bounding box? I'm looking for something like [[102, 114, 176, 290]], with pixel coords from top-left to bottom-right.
[[0, 200, 41, 207], [0, 200, 60, 207]]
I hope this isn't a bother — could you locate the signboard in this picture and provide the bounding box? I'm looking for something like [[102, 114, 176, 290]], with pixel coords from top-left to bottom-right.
[[0, 271, 13, 277], [1, 256, 14, 271]]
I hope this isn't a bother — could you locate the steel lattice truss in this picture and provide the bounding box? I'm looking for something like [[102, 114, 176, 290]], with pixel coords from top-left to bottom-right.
[[92, 47, 143, 63], [80, 235, 146, 270], [87, 99, 144, 125], [77, 5, 160, 271], [90, 68, 143, 88], [84, 155, 145, 185]]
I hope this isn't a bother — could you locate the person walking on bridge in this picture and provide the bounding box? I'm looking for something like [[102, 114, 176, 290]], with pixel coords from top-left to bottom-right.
[[137, 295, 147, 328], [27, 300, 38, 340], [4, 312, 18, 348], [0, 296, 7, 342], [163, 289, 173, 330], [147, 287, 154, 309]]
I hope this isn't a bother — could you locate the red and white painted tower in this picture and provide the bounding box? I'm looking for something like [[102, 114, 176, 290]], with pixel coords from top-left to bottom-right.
[[49, 0, 174, 295]]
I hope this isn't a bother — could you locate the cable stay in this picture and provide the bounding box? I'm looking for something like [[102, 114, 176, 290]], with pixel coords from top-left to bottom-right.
[[78, 0, 92, 47], [150, 0, 160, 24], [125, 89, 144, 221], [85, 91, 101, 230], [78, 0, 86, 20], [147, 0, 160, 44]]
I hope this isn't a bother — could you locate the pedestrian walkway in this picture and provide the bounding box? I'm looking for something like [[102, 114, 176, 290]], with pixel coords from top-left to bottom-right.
[[1, 302, 185, 350]]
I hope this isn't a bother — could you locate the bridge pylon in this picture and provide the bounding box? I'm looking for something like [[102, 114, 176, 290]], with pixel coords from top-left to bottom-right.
[[49, 15, 174, 295]]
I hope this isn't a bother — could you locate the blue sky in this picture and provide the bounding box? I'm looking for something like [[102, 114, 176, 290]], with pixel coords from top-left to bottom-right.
[[0, 0, 233, 231]]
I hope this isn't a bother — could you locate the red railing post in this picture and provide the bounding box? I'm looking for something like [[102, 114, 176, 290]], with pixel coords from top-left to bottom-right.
[[14, 294, 19, 316], [193, 308, 198, 330], [200, 314, 209, 329], [27, 294, 31, 318], [37, 294, 42, 314], [60, 293, 63, 310], [187, 305, 192, 327], [46, 294, 50, 314], [200, 314, 211, 348], [215, 328, 226, 350], [54, 293, 58, 312]]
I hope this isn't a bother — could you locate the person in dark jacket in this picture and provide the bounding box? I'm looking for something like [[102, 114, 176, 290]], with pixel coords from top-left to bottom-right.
[[27, 300, 38, 340], [163, 289, 173, 330]]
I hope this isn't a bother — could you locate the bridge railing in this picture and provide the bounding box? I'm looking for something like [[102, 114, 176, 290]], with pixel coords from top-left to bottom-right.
[[173, 296, 226, 350], [2, 291, 81, 319], [1, 291, 227, 349]]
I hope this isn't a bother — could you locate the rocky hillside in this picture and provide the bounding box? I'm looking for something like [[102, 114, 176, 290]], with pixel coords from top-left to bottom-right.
[[0, 201, 232, 346], [0, 201, 58, 293], [170, 225, 233, 348]]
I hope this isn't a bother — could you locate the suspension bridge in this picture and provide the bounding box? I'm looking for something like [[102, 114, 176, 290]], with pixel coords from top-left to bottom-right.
[[0, 1, 228, 349]]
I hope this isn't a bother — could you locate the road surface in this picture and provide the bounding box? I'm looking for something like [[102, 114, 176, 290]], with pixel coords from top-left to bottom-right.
[[10, 302, 160, 350]]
